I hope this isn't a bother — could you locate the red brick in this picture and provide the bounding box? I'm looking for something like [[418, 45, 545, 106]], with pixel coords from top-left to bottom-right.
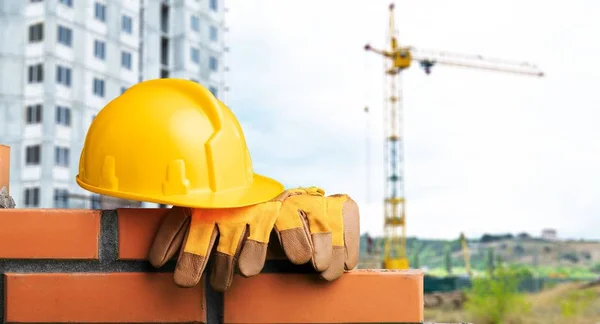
[[0, 144, 9, 192], [223, 270, 424, 324], [0, 209, 100, 259], [117, 208, 170, 260], [4, 272, 206, 323]]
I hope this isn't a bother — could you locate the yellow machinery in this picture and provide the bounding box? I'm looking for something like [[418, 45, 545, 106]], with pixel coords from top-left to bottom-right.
[[460, 232, 472, 277], [364, 3, 544, 270]]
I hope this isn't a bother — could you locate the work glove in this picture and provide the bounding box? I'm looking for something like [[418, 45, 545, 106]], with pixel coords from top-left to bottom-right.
[[272, 187, 360, 280], [148, 187, 360, 291]]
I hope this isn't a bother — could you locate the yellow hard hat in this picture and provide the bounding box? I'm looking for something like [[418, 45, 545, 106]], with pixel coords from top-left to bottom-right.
[[76, 78, 284, 208]]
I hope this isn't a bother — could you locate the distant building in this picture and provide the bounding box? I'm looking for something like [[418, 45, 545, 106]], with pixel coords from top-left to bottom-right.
[[541, 228, 558, 240], [0, 0, 227, 208]]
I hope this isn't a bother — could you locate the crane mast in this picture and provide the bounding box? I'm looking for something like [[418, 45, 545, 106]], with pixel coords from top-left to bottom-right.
[[365, 3, 544, 270], [381, 3, 408, 270]]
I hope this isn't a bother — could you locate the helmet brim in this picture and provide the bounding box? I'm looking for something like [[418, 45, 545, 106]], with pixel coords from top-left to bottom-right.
[[75, 173, 285, 209]]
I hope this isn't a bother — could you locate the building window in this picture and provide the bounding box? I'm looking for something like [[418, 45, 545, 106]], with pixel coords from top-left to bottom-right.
[[93, 78, 105, 97], [191, 15, 200, 32], [56, 106, 71, 126], [26, 104, 43, 124], [91, 194, 101, 209], [209, 56, 218, 72], [59, 0, 72, 7], [28, 23, 44, 43], [55, 146, 70, 167], [27, 64, 44, 84], [53, 189, 69, 208], [121, 15, 133, 34], [24, 188, 40, 207], [57, 25, 72, 47], [121, 51, 132, 70], [56, 65, 72, 87], [209, 25, 218, 42], [94, 40, 106, 60], [210, 0, 218, 11], [209, 86, 218, 98], [25, 145, 41, 165], [191, 47, 200, 64], [94, 2, 106, 22]]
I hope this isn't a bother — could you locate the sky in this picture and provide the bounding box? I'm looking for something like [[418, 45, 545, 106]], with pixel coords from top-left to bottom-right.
[[223, 0, 600, 240]]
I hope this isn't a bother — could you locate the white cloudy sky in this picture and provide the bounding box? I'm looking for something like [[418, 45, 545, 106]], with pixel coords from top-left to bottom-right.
[[223, 0, 600, 240]]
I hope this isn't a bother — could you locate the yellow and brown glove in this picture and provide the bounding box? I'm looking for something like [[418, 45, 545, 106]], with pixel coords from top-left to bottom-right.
[[148, 187, 360, 291], [272, 187, 360, 280]]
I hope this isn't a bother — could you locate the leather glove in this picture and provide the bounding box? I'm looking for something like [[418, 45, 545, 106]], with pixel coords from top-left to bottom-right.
[[148, 187, 360, 291], [272, 187, 360, 280], [148, 198, 281, 292]]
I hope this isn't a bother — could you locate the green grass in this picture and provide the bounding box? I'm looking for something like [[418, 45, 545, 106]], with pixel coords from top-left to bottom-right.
[[425, 282, 600, 324]]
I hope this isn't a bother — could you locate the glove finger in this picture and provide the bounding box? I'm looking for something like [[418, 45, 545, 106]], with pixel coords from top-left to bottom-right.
[[148, 206, 191, 268], [286, 195, 332, 271], [327, 194, 360, 270], [340, 195, 360, 270], [239, 202, 280, 277], [276, 197, 313, 265], [320, 246, 346, 281], [210, 252, 237, 292], [319, 194, 359, 280], [318, 195, 346, 280], [210, 210, 249, 292], [305, 211, 333, 272], [174, 210, 218, 288]]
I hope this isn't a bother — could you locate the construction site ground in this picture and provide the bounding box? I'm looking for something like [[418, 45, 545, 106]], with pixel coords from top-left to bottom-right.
[[424, 282, 600, 324]]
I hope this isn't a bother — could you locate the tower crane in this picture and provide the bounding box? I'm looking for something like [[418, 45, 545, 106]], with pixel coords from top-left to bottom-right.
[[364, 3, 544, 270]]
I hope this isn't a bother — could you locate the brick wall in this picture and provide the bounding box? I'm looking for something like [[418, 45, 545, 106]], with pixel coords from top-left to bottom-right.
[[0, 145, 424, 323]]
